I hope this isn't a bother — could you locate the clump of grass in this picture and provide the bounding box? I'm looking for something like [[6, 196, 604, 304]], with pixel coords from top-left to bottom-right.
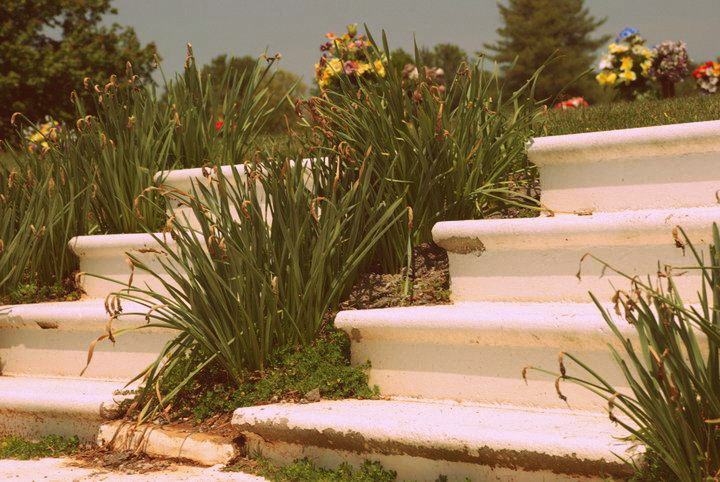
[[225, 457, 397, 482], [102, 144, 404, 422], [302, 28, 544, 273], [0, 129, 90, 296], [528, 224, 720, 481], [0, 435, 79, 460], [543, 93, 720, 136], [152, 330, 377, 422]]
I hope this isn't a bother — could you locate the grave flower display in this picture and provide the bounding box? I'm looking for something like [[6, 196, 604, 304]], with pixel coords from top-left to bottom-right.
[[553, 97, 589, 110], [650, 41, 690, 98], [596, 28, 654, 100], [23, 116, 62, 153], [315, 24, 386, 91], [693, 61, 720, 94]]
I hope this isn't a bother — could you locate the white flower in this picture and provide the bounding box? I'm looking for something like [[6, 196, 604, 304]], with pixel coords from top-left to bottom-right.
[[598, 55, 613, 70]]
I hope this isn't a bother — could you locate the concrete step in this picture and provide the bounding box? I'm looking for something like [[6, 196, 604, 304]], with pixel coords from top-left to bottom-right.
[[433, 205, 716, 303], [69, 233, 177, 299], [0, 375, 127, 441], [158, 163, 267, 229], [336, 302, 633, 412], [232, 399, 634, 481], [529, 120, 720, 213], [0, 299, 173, 380], [157, 160, 315, 228]]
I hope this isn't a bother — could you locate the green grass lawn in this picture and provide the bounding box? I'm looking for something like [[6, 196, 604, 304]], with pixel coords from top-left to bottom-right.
[[543, 94, 720, 136]]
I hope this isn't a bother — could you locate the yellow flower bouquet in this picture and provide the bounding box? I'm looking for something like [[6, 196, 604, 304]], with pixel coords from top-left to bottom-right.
[[315, 24, 387, 91], [596, 28, 654, 100]]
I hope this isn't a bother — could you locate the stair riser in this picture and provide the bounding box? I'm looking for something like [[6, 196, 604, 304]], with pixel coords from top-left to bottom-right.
[[351, 340, 624, 412], [160, 164, 267, 229], [70, 234, 178, 299], [244, 433, 604, 482], [0, 377, 124, 442], [0, 328, 172, 380], [538, 151, 720, 214], [0, 410, 104, 442], [448, 241, 701, 303], [0, 300, 173, 380], [528, 120, 720, 213]]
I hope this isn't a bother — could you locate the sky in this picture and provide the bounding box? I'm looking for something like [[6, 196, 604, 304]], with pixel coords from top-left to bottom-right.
[[109, 0, 720, 84]]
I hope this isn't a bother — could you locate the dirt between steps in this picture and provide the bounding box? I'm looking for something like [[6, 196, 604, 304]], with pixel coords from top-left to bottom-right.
[[341, 242, 450, 310], [72, 446, 185, 474]]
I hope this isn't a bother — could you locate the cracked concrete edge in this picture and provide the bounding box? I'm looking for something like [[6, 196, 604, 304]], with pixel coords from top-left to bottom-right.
[[97, 421, 241, 466], [241, 432, 628, 482]]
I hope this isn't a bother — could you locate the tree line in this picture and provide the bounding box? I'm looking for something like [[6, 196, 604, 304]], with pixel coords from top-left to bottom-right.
[[0, 0, 609, 139]]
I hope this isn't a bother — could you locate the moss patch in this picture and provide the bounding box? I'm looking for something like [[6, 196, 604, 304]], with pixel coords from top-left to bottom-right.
[[0, 435, 79, 460], [0, 280, 81, 306], [160, 330, 378, 423], [225, 457, 397, 482]]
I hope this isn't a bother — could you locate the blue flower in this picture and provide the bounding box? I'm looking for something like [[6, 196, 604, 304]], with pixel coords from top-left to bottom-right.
[[616, 27, 639, 43]]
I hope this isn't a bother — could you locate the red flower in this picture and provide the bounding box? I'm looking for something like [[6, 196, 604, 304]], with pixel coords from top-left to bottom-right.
[[554, 97, 589, 110], [215, 120, 224, 131]]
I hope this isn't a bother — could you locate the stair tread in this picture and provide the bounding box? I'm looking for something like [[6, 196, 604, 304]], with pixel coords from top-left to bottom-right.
[[433, 205, 719, 251], [0, 375, 125, 410], [232, 399, 634, 477]]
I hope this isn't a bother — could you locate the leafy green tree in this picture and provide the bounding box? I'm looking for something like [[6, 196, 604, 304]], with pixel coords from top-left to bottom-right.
[[200, 54, 307, 134], [484, 0, 609, 102], [0, 0, 158, 139]]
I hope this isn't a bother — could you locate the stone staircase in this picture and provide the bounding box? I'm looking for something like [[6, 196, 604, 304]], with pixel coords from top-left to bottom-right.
[[1, 121, 719, 478], [0, 165, 246, 441], [231, 120, 720, 480]]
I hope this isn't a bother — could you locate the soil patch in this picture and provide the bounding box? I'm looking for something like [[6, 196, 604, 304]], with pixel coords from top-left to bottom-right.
[[73, 446, 178, 474], [341, 243, 450, 310]]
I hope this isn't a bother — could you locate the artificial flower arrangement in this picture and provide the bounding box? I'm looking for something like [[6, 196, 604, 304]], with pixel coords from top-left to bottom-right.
[[553, 97, 589, 110], [693, 61, 720, 94], [315, 24, 386, 91], [596, 28, 654, 100], [650, 41, 690, 98], [23, 116, 62, 153]]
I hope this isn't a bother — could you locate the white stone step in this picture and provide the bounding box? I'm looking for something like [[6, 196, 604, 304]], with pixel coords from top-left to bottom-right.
[[157, 160, 315, 228], [529, 120, 720, 213], [69, 233, 177, 299], [0, 299, 173, 380], [336, 302, 634, 412], [232, 399, 634, 481], [433, 205, 716, 303], [0, 375, 126, 441], [157, 163, 268, 228]]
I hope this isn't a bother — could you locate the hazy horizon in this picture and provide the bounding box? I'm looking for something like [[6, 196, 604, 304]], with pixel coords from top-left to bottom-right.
[[108, 0, 719, 85]]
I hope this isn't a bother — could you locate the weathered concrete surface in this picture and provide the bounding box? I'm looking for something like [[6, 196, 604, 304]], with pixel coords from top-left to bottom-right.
[[0, 376, 127, 441], [433, 206, 715, 303], [528, 120, 720, 213], [0, 458, 266, 481], [98, 422, 239, 466], [69, 232, 178, 299], [232, 399, 634, 481], [0, 299, 173, 380], [336, 301, 636, 411]]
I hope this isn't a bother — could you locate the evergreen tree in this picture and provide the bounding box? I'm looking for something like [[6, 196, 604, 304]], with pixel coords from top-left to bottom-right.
[[484, 0, 609, 102]]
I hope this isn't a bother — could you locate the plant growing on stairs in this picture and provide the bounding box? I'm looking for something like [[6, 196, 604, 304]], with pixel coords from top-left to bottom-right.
[[97, 144, 405, 421], [529, 224, 720, 481], [301, 28, 545, 273]]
